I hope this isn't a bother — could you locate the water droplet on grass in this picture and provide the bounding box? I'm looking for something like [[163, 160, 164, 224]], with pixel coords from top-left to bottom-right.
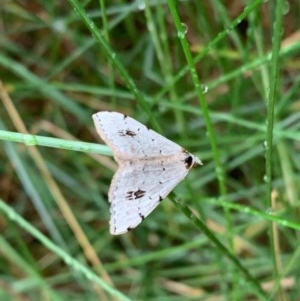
[[177, 23, 188, 39]]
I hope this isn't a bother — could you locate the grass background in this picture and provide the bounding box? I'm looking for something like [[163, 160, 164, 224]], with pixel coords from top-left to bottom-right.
[[1, 0, 300, 300]]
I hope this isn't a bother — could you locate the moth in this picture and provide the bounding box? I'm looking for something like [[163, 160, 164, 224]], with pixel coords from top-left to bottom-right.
[[92, 111, 202, 235]]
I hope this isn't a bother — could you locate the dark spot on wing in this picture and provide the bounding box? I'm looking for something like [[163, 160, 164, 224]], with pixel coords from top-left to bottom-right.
[[139, 213, 145, 220], [118, 129, 137, 137], [126, 189, 146, 200], [159, 196, 163, 202]]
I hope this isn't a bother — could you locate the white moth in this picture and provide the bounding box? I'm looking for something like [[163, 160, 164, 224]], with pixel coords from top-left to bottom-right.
[[92, 111, 202, 235]]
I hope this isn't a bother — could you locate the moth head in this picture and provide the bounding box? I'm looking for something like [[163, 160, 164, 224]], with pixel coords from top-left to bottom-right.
[[183, 151, 202, 169]]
